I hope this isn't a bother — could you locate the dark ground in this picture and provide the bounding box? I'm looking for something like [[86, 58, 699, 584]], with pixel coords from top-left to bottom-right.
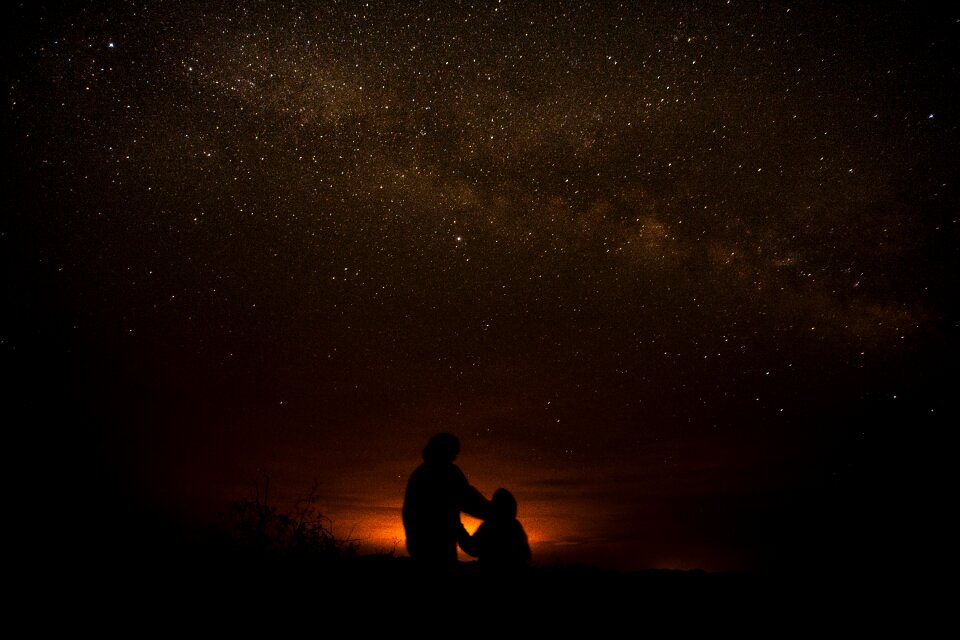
[[26, 535, 941, 634]]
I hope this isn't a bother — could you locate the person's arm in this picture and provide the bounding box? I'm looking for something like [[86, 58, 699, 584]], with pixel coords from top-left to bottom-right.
[[458, 523, 481, 558], [460, 483, 492, 520]]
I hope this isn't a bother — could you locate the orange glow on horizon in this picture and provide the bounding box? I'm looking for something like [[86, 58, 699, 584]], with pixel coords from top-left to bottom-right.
[[334, 504, 561, 563], [338, 510, 408, 556]]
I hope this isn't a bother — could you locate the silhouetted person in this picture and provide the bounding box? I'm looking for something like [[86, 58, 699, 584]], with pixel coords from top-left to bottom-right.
[[402, 432, 490, 566], [458, 487, 531, 568]]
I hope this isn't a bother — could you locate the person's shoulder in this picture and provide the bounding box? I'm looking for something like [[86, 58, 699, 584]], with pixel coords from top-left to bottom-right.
[[408, 463, 427, 477], [406, 463, 434, 484], [446, 463, 468, 480], [511, 519, 529, 536], [411, 461, 465, 480]]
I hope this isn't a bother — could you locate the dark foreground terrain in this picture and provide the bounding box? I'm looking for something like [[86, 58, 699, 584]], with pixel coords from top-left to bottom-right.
[[32, 544, 930, 634]]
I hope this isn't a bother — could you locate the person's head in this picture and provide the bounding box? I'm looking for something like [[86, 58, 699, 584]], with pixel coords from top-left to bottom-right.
[[422, 432, 460, 464], [491, 488, 518, 520]]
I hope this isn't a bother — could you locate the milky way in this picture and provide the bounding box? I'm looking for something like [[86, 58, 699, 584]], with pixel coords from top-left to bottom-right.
[[7, 2, 957, 572]]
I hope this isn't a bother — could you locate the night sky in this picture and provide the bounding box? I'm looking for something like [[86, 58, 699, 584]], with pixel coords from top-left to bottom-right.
[[6, 1, 957, 575]]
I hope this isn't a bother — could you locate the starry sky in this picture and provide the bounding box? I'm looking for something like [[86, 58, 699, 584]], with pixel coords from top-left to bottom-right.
[[6, 1, 957, 574]]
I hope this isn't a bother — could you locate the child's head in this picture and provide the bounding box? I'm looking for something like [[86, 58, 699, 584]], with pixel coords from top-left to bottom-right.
[[491, 487, 518, 520]]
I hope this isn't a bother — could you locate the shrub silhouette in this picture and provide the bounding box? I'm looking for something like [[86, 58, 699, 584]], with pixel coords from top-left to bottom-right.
[[209, 475, 355, 562]]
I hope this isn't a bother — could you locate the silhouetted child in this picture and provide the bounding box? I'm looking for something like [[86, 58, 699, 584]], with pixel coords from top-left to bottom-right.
[[459, 488, 531, 568]]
